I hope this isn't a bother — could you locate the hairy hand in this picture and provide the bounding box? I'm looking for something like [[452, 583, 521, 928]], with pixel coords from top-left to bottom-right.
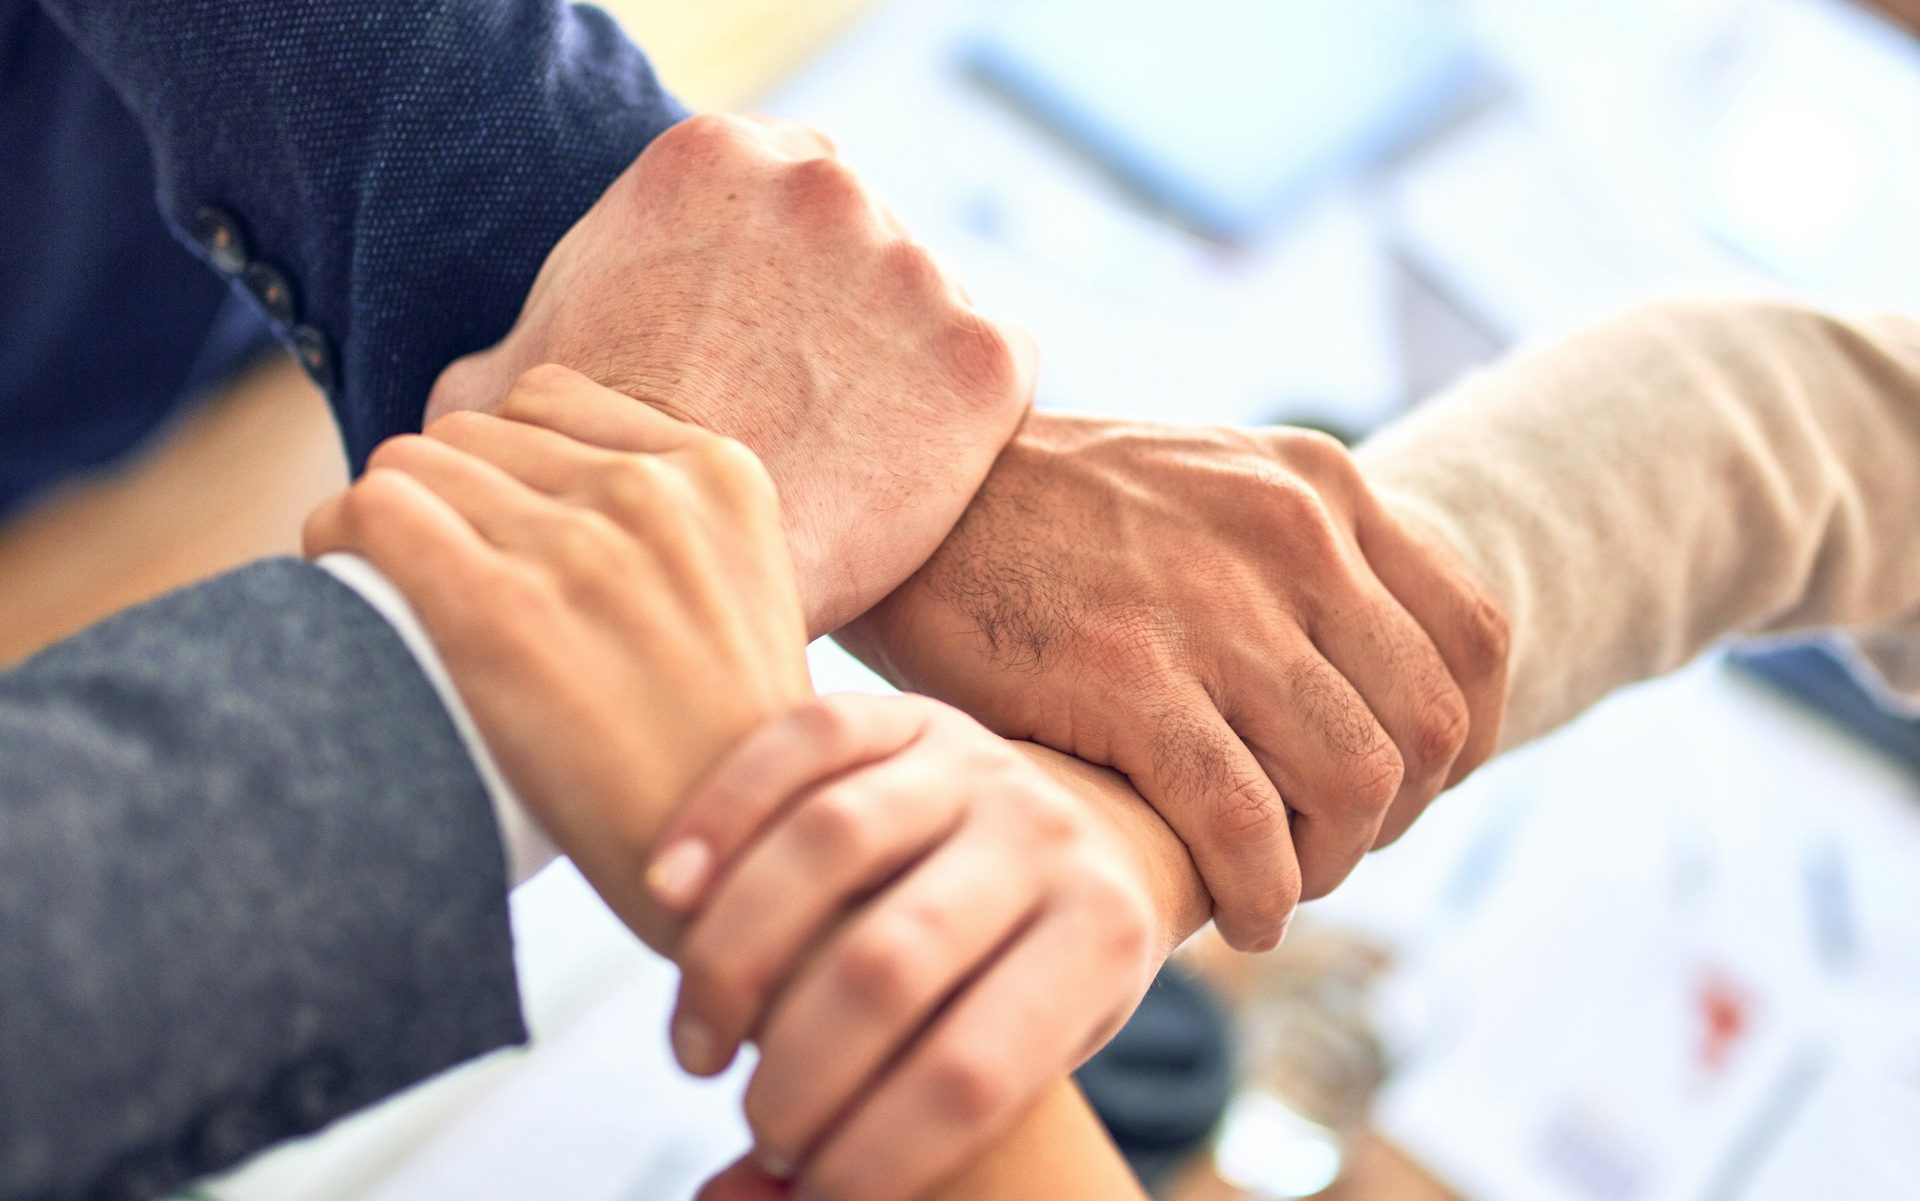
[[651, 694, 1164, 1201], [305, 365, 811, 949], [837, 414, 1510, 951], [427, 114, 1035, 635]]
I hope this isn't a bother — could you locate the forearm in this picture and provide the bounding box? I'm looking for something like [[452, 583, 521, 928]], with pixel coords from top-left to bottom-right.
[[1358, 299, 1920, 749], [923, 1081, 1149, 1201], [34, 0, 681, 462], [0, 562, 522, 1200]]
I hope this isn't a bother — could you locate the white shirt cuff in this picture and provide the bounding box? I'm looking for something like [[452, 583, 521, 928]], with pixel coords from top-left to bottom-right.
[[317, 553, 561, 887]]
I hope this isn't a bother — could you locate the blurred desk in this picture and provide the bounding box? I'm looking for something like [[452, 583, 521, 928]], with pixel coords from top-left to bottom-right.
[[0, 354, 342, 667]]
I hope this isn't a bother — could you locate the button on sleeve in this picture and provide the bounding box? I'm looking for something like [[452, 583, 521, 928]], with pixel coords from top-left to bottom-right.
[[242, 261, 299, 326], [290, 324, 335, 395], [190, 205, 250, 276]]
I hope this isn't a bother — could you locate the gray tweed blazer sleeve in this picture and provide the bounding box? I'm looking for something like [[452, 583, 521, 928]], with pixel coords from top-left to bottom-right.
[[0, 559, 526, 1201]]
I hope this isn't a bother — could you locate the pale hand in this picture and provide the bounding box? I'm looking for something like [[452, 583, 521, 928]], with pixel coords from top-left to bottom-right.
[[426, 114, 1037, 635], [305, 365, 811, 949], [651, 694, 1167, 1201]]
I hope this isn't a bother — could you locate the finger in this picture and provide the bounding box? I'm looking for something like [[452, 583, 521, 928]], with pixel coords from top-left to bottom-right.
[[670, 752, 971, 1077], [1233, 647, 1403, 902], [741, 826, 1045, 1173], [1305, 577, 1467, 851], [490, 362, 710, 454], [360, 433, 568, 553], [300, 492, 350, 558], [1119, 690, 1302, 952], [797, 900, 1127, 1201], [1354, 495, 1511, 805], [648, 695, 934, 913], [696, 1158, 792, 1201], [424, 408, 624, 500], [302, 469, 500, 646]]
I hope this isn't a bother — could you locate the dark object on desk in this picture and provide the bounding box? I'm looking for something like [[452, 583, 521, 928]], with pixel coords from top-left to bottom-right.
[[1731, 641, 1920, 780], [1078, 966, 1236, 1193]]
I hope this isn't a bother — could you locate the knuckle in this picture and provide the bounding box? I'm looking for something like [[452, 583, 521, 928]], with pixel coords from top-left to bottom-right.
[[1077, 867, 1155, 965], [592, 455, 661, 524], [1084, 610, 1182, 680], [362, 434, 427, 476], [1022, 789, 1083, 850], [1345, 735, 1405, 812], [928, 1049, 1010, 1123], [664, 111, 751, 156], [1279, 428, 1362, 492], [794, 786, 874, 860], [425, 354, 483, 417], [512, 361, 584, 397], [1458, 586, 1512, 674], [935, 311, 1020, 401], [880, 238, 946, 298], [794, 696, 866, 757], [496, 364, 575, 420], [695, 435, 777, 507], [1215, 770, 1286, 839], [341, 467, 410, 527], [834, 922, 923, 1013], [1411, 685, 1471, 772], [1266, 482, 1342, 555], [782, 154, 864, 218], [547, 512, 629, 594], [420, 407, 487, 443]]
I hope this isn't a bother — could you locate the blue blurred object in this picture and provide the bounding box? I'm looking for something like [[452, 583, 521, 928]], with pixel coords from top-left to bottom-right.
[[1732, 642, 1920, 780], [963, 0, 1484, 240]]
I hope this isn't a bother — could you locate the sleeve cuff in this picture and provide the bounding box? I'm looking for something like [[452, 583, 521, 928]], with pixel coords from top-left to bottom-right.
[[316, 553, 561, 886]]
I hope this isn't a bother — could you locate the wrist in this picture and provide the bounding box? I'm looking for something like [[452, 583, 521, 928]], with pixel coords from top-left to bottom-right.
[[1011, 743, 1210, 957]]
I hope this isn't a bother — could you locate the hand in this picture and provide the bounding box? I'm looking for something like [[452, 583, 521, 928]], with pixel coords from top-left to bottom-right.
[[304, 364, 811, 948], [837, 414, 1510, 951], [650, 693, 1164, 1201], [427, 113, 1037, 636]]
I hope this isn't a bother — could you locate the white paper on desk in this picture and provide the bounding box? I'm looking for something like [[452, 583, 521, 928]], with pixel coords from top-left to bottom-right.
[[1379, 879, 1812, 1201], [1357, 661, 1920, 1201], [1739, 1027, 1920, 1200]]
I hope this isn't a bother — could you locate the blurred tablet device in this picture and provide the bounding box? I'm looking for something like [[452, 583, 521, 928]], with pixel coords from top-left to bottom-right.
[[963, 0, 1483, 240]]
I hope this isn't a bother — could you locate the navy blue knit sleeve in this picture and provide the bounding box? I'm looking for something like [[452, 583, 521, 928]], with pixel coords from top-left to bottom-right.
[[34, 0, 686, 466]]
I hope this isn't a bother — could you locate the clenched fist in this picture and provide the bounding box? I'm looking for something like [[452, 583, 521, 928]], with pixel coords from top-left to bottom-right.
[[838, 413, 1510, 951], [427, 114, 1036, 635]]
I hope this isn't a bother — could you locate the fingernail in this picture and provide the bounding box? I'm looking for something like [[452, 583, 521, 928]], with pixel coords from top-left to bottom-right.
[[648, 839, 713, 909], [672, 1013, 722, 1075], [756, 1147, 795, 1180]]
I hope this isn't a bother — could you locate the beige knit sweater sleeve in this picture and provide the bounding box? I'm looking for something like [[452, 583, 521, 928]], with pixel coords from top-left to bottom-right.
[[1355, 299, 1920, 751]]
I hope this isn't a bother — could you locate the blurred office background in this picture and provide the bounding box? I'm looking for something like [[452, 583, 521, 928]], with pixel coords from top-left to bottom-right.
[[5, 1, 1917, 1199]]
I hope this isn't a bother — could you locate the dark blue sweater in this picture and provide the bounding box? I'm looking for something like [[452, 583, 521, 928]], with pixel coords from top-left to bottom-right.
[[0, 0, 685, 512]]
